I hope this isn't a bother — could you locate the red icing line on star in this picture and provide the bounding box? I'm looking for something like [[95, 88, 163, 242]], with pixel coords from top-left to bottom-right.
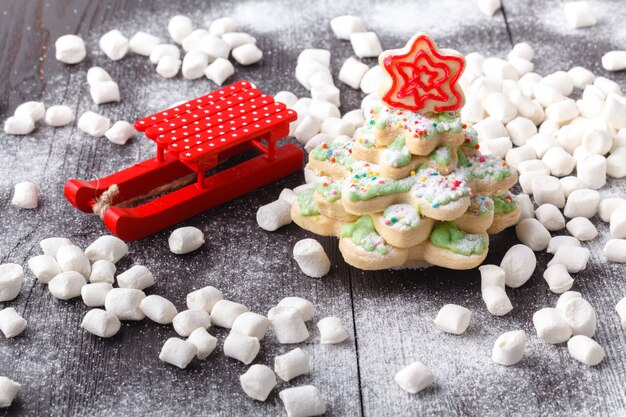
[[382, 35, 465, 113]]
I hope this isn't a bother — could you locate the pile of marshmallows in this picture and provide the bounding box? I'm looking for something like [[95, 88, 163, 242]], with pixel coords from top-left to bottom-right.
[[0, 227, 349, 414]]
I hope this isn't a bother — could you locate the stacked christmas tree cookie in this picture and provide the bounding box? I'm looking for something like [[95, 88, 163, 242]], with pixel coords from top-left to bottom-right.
[[291, 33, 521, 270]]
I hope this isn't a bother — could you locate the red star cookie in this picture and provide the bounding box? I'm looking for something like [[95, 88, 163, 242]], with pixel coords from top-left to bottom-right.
[[378, 33, 466, 114]]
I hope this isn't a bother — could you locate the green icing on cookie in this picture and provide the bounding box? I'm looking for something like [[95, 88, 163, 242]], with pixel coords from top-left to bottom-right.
[[315, 182, 342, 203], [347, 172, 412, 202], [383, 204, 421, 230], [467, 196, 494, 217], [383, 136, 411, 168], [429, 221, 488, 256], [297, 188, 319, 216], [461, 155, 512, 181], [492, 193, 518, 214], [429, 145, 452, 167], [340, 216, 389, 255], [461, 125, 479, 149], [310, 141, 355, 167], [456, 149, 468, 167]]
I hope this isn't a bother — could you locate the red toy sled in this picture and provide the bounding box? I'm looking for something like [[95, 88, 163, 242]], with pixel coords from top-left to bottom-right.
[[64, 80, 302, 241]]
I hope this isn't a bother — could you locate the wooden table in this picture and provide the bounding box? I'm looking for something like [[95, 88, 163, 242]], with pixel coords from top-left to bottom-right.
[[1, 0, 625, 415]]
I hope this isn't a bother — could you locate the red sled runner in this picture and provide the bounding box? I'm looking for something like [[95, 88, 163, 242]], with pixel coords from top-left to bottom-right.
[[64, 80, 302, 241]]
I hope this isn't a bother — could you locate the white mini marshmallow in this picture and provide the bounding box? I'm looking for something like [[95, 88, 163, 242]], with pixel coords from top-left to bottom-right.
[[317, 316, 348, 344], [105, 121, 134, 145], [568, 66, 595, 89], [187, 327, 217, 359], [40, 237, 71, 258], [470, 77, 501, 101], [168, 15, 193, 44], [548, 246, 590, 273], [564, 1, 596, 28], [577, 154, 606, 189], [610, 207, 626, 238], [277, 297, 315, 322], [535, 204, 565, 231], [506, 117, 536, 146], [156, 56, 181, 78], [172, 309, 211, 337], [268, 306, 310, 344], [582, 120, 612, 156], [547, 236, 581, 254], [44, 105, 74, 127], [599, 198, 626, 222], [330, 15, 365, 40], [186, 286, 223, 313], [294, 116, 321, 145], [89, 260, 116, 284], [543, 264, 574, 294], [209, 17, 236, 36], [159, 337, 197, 369], [231, 312, 271, 340], [168, 226, 204, 254], [0, 308, 27, 338], [433, 304, 472, 335], [520, 171, 548, 194], [99, 29, 129, 61], [221, 32, 257, 49], [483, 57, 519, 81], [545, 99, 579, 124], [556, 291, 582, 311], [557, 123, 585, 154], [394, 362, 435, 394], [532, 176, 565, 208], [56, 244, 90, 278], [117, 265, 154, 290], [199, 34, 231, 59], [81, 308, 120, 338], [279, 386, 326, 417], [566, 217, 597, 241], [568, 335, 605, 366], [28, 255, 61, 284], [338, 57, 369, 89], [81, 283, 112, 307], [240, 364, 277, 402], [479, 137, 512, 159], [224, 331, 260, 364], [533, 83, 565, 108], [13, 100, 44, 120], [309, 100, 340, 121], [293, 239, 331, 278], [601, 50, 626, 72], [55, 34, 86, 64], [461, 96, 484, 124], [274, 91, 298, 108], [607, 148, 626, 178], [78, 111, 111, 137], [4, 115, 35, 135], [595, 76, 622, 96], [204, 57, 234, 85], [11, 181, 38, 209], [104, 288, 146, 321], [211, 299, 249, 328], [518, 72, 542, 97], [482, 286, 513, 316], [232, 44, 262, 65], [616, 297, 626, 327], [321, 117, 353, 137], [561, 297, 596, 337], [485, 93, 517, 124], [517, 194, 535, 220], [274, 348, 311, 382], [311, 84, 341, 107], [563, 189, 599, 219], [542, 147, 576, 177], [500, 244, 536, 288], [48, 271, 86, 300], [305, 134, 330, 154], [182, 50, 209, 79], [140, 295, 178, 324], [0, 377, 21, 408], [560, 176, 585, 198], [505, 145, 537, 169], [360, 66, 385, 94], [85, 235, 128, 263], [508, 56, 533, 77], [479, 265, 505, 289], [298, 49, 331, 68], [257, 199, 292, 231], [492, 330, 526, 366], [350, 32, 382, 58], [279, 189, 298, 206], [533, 308, 572, 344], [181, 29, 208, 52], [515, 218, 551, 251], [295, 63, 329, 90], [129, 31, 161, 56], [604, 239, 626, 262]]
